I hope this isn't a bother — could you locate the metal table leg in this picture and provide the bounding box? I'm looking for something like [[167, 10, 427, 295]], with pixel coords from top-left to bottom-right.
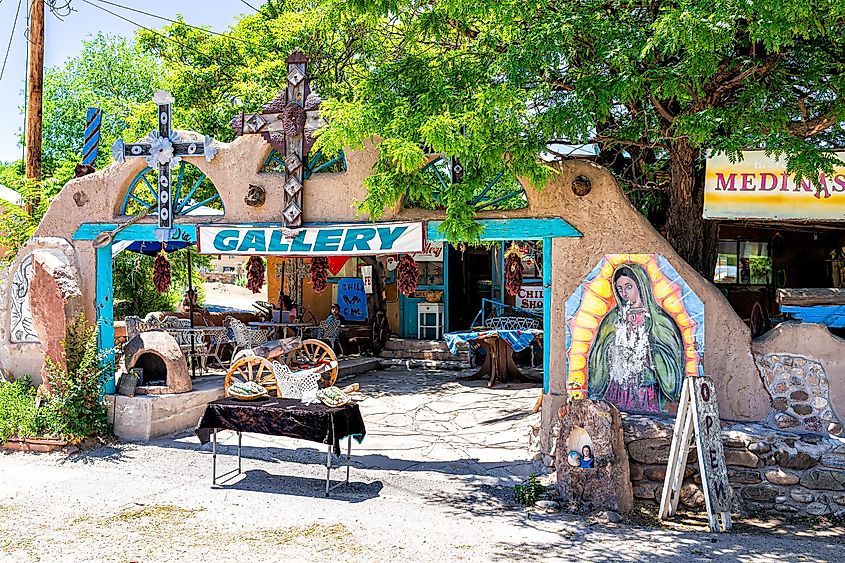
[[326, 435, 353, 497], [212, 428, 217, 485]]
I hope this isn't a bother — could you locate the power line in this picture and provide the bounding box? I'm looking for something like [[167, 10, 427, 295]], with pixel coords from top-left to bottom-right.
[[0, 0, 23, 83], [239, 0, 260, 13], [78, 0, 209, 56], [86, 0, 256, 45]]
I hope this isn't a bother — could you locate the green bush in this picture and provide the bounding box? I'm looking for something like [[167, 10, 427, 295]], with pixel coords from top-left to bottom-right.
[[514, 474, 546, 506], [44, 314, 112, 441], [0, 378, 41, 442]]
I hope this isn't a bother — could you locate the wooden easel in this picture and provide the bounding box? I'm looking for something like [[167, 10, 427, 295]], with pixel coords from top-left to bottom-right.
[[659, 376, 732, 533]]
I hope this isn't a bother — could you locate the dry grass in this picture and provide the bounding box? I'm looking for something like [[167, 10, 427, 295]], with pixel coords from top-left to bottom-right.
[[236, 523, 363, 555], [106, 504, 204, 526]]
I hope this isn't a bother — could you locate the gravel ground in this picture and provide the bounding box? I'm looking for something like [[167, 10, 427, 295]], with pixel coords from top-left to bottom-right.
[[1, 369, 844, 562]]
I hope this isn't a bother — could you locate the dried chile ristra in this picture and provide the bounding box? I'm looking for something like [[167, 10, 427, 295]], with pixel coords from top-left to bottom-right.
[[310, 256, 329, 294], [397, 254, 420, 297], [246, 255, 266, 294], [504, 250, 524, 296], [153, 251, 172, 293]]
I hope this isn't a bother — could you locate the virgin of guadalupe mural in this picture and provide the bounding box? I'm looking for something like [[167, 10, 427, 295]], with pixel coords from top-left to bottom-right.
[[565, 254, 704, 414], [588, 264, 684, 412]]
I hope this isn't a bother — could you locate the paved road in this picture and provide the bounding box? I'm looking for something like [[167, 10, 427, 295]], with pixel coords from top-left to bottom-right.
[[1, 368, 843, 561]]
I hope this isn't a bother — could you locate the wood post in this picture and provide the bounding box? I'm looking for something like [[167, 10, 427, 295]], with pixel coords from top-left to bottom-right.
[[25, 0, 45, 184]]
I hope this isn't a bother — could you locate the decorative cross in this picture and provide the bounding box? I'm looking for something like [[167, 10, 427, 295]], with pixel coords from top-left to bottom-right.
[[231, 50, 325, 227], [112, 90, 217, 230]]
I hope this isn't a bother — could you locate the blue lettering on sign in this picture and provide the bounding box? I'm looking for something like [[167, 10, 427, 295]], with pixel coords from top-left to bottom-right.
[[313, 228, 344, 252], [238, 230, 266, 253], [377, 226, 408, 250], [341, 228, 377, 252], [214, 229, 240, 252], [268, 230, 290, 252], [337, 277, 368, 321], [290, 231, 312, 252]]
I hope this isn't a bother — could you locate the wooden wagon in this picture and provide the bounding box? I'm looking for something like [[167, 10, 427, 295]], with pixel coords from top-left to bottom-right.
[[224, 336, 339, 397]]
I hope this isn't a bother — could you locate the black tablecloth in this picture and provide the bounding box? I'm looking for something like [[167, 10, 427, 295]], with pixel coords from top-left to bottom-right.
[[195, 398, 366, 455]]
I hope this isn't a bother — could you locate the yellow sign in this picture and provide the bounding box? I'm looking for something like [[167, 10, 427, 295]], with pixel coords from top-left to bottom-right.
[[704, 151, 845, 220]]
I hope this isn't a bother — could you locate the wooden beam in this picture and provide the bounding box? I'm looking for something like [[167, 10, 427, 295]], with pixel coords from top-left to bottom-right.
[[777, 288, 845, 306]]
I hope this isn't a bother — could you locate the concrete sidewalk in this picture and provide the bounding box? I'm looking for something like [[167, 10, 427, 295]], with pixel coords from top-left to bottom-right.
[[2, 368, 844, 562]]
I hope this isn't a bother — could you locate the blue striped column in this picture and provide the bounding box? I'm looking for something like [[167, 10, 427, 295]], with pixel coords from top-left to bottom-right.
[[82, 108, 102, 166]]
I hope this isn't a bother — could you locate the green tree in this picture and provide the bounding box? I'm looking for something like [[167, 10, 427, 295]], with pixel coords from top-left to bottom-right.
[[0, 161, 62, 263], [39, 33, 163, 177], [141, 1, 845, 275]]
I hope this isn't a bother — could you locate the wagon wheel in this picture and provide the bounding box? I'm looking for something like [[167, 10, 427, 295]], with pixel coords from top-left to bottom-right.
[[371, 311, 390, 356], [287, 339, 338, 388], [225, 356, 277, 397]]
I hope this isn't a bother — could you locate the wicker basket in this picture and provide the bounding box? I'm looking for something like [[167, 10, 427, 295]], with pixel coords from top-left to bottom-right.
[[229, 391, 268, 401], [424, 290, 443, 302]]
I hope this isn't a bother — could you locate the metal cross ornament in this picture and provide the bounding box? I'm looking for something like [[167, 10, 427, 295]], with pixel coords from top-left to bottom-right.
[[231, 50, 325, 227], [112, 90, 217, 230]]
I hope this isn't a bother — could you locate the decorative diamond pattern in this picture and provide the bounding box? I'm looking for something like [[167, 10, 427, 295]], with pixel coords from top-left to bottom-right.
[[284, 176, 303, 197], [283, 201, 302, 223], [284, 153, 302, 172], [244, 113, 267, 133], [287, 66, 305, 86]]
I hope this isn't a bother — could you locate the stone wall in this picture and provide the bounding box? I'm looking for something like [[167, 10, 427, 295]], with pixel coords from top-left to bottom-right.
[[752, 322, 845, 436], [623, 413, 845, 517]]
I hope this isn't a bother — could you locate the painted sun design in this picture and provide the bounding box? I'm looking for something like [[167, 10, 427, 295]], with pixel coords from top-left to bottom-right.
[[565, 254, 704, 400]]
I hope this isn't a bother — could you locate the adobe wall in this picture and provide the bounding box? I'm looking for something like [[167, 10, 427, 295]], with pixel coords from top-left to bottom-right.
[[9, 134, 766, 433]]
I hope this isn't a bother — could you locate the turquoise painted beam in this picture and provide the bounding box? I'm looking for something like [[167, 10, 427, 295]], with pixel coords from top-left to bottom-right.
[[542, 238, 552, 394], [427, 218, 581, 242], [73, 223, 198, 242], [96, 245, 116, 394]]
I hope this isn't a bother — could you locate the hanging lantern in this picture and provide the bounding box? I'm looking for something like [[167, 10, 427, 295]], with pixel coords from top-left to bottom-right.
[[504, 243, 523, 297], [246, 256, 265, 294], [310, 256, 329, 294], [153, 250, 172, 293], [397, 254, 420, 297]]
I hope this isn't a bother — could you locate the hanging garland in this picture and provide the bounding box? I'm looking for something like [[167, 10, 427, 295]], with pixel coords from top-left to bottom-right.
[[504, 243, 524, 297], [246, 256, 266, 294], [397, 254, 420, 297], [310, 256, 329, 294], [153, 250, 172, 294]]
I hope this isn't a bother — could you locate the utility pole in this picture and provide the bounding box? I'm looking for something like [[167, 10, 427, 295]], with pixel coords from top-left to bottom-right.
[[25, 0, 45, 184]]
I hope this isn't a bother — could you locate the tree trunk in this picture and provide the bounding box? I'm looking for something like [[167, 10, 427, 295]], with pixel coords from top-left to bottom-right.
[[664, 140, 719, 279]]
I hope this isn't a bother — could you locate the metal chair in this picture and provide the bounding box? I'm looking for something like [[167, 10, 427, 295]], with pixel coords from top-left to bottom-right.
[[310, 315, 344, 356], [252, 301, 275, 322], [224, 316, 270, 364], [125, 315, 162, 341]]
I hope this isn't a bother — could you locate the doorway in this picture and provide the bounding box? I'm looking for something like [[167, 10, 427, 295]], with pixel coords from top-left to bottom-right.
[[447, 245, 494, 331]]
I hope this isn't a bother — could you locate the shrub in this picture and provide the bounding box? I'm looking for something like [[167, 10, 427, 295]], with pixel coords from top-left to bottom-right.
[[514, 474, 546, 506], [0, 378, 41, 442], [44, 314, 112, 441]]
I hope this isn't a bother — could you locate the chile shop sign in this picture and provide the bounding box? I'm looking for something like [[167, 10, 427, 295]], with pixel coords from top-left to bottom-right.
[[197, 222, 424, 256], [659, 376, 732, 533]]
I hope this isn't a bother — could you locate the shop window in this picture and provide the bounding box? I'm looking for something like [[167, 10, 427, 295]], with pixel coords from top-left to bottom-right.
[[714, 239, 772, 285]]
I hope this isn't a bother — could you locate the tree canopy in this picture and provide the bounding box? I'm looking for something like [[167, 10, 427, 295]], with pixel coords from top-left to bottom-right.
[[137, 0, 845, 274], [5, 1, 844, 276]]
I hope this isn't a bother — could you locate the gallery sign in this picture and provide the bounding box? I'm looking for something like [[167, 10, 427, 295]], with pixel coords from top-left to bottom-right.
[[704, 151, 845, 220], [197, 222, 425, 256]]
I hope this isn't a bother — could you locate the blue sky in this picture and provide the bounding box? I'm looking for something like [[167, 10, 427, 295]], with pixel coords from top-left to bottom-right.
[[0, 1, 251, 162]]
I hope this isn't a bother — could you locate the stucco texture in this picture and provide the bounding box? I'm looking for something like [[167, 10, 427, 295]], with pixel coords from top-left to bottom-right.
[[16, 132, 765, 429]]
